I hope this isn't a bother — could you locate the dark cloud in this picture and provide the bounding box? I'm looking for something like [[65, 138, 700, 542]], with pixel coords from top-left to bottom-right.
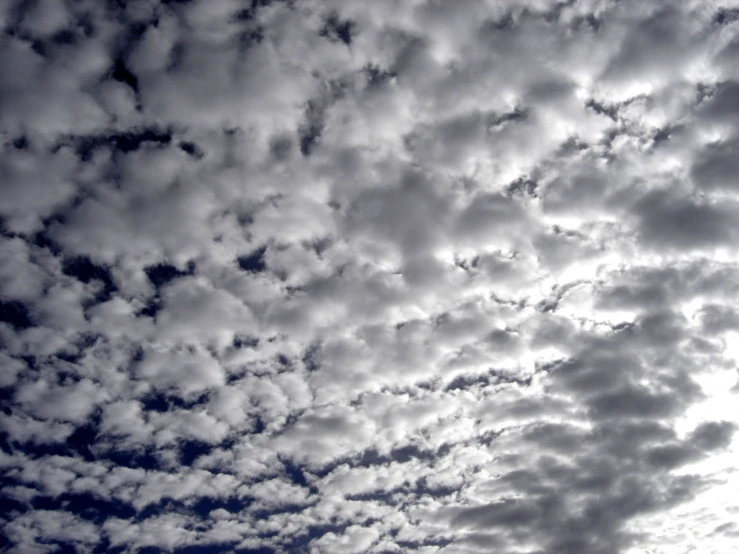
[[635, 188, 739, 249], [691, 136, 739, 192]]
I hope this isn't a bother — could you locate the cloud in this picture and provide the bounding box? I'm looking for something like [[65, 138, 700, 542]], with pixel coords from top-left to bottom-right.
[[2, 0, 739, 552]]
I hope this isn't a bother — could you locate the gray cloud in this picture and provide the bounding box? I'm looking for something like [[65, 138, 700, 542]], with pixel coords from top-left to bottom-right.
[[2, 0, 739, 552]]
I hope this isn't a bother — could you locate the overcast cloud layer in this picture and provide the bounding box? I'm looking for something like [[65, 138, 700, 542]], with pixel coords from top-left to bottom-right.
[[2, 0, 739, 553]]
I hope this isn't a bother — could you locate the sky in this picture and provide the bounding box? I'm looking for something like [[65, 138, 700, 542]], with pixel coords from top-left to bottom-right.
[[2, 0, 739, 553]]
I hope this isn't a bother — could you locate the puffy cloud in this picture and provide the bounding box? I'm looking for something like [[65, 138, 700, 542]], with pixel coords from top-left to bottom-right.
[[2, 0, 739, 552]]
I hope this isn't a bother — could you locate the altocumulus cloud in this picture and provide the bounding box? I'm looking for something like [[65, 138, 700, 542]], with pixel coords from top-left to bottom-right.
[[2, 0, 739, 553]]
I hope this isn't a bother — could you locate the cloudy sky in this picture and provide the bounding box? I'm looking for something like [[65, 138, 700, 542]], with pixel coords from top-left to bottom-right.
[[2, 0, 739, 552]]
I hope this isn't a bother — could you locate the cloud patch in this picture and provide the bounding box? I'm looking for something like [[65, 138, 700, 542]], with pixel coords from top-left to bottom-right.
[[2, 0, 739, 552]]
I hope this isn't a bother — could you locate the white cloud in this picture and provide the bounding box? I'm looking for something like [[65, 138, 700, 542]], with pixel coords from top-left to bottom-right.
[[3, 0, 739, 552]]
